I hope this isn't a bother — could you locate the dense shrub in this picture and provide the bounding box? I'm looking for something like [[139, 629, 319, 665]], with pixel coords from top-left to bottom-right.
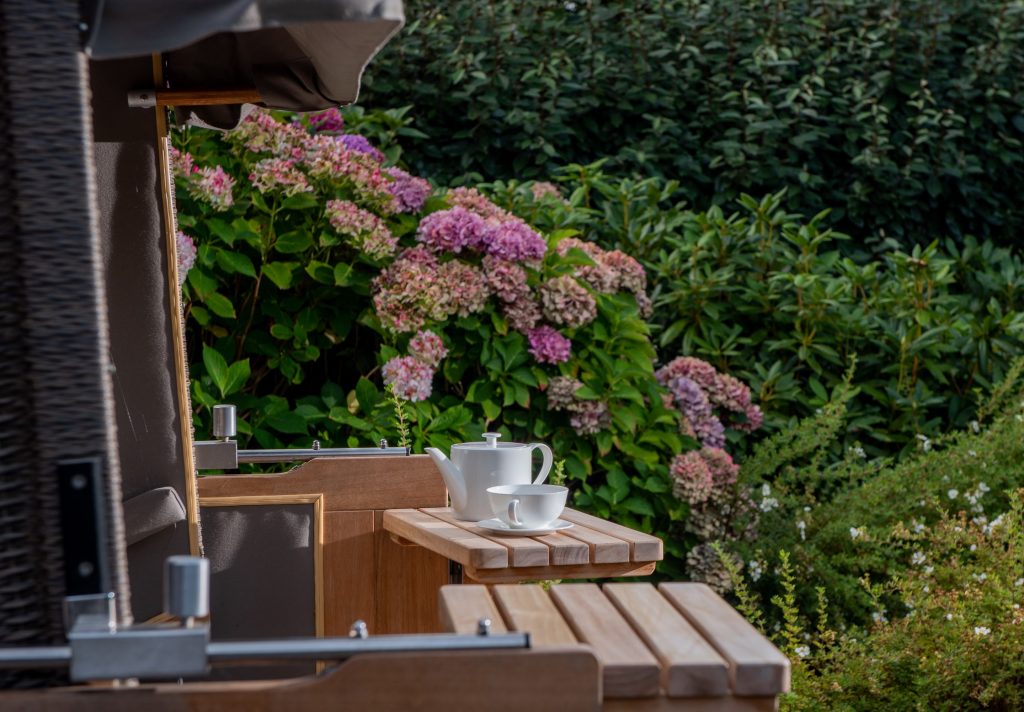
[[363, 0, 1024, 247], [172, 109, 764, 579], [728, 364, 1024, 629]]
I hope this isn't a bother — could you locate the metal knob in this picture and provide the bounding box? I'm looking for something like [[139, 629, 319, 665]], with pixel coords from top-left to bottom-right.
[[477, 618, 491, 636], [212, 404, 236, 440], [164, 556, 209, 626], [349, 620, 368, 639]]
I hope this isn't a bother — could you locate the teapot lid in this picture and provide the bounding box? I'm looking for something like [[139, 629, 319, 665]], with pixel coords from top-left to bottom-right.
[[453, 432, 528, 449]]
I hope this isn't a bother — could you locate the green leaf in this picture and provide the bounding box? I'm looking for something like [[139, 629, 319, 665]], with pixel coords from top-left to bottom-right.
[[204, 292, 236, 319], [202, 345, 229, 397], [426, 405, 473, 433], [265, 410, 308, 435], [205, 218, 237, 246], [270, 323, 292, 339], [215, 249, 256, 277], [355, 377, 380, 413], [305, 260, 335, 284], [622, 496, 655, 517], [334, 262, 356, 287], [223, 359, 251, 396], [607, 468, 630, 502], [262, 262, 297, 289], [274, 230, 313, 253], [281, 193, 319, 210]]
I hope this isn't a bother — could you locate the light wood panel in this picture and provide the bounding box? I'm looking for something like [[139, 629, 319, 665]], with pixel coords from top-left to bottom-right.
[[659, 583, 790, 697], [375, 510, 449, 634], [560, 509, 663, 562], [490, 585, 577, 646], [560, 525, 630, 563], [438, 585, 508, 635], [383, 509, 509, 569], [550, 584, 660, 699], [198, 455, 446, 512], [0, 648, 602, 712], [604, 583, 729, 697], [423, 507, 550, 567], [323, 510, 375, 638], [604, 697, 780, 712], [464, 561, 656, 584]]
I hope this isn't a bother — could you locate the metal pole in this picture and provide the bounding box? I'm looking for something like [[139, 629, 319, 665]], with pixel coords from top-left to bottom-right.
[[236, 447, 408, 463]]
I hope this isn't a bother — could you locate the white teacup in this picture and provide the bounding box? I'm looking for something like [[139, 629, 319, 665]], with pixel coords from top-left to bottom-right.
[[487, 484, 568, 529]]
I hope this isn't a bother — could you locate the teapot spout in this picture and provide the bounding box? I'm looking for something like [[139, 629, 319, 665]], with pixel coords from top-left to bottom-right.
[[425, 447, 467, 511]]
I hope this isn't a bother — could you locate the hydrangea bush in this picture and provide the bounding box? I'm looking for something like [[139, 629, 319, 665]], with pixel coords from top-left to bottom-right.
[[172, 108, 763, 578]]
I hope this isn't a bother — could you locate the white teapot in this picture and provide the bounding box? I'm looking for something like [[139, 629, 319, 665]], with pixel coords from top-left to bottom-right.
[[425, 433, 553, 521]]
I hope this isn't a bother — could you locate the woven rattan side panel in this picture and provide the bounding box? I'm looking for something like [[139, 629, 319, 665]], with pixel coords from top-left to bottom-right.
[[0, 0, 132, 685]]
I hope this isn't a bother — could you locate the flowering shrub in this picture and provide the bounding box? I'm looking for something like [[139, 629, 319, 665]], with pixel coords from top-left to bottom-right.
[[172, 108, 763, 577]]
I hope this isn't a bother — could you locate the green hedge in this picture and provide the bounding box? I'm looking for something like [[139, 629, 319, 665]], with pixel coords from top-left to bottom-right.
[[363, 0, 1024, 247]]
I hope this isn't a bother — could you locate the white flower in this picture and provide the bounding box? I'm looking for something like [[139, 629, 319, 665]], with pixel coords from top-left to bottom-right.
[[795, 645, 810, 659], [968, 450, 978, 457], [1015, 578, 1024, 587], [803, 506, 812, 512], [911, 551, 926, 566], [872, 610, 888, 624], [924, 566, 934, 575], [796, 520, 807, 541], [759, 497, 779, 512], [922, 585, 929, 592], [564, 1, 578, 10], [978, 482, 990, 493], [970, 420, 980, 433], [849, 445, 866, 459], [972, 572, 988, 583], [946, 613, 954, 620], [916, 434, 932, 452], [974, 626, 991, 636], [748, 560, 764, 582], [912, 520, 926, 534], [761, 483, 772, 497], [969, 544, 977, 552], [948, 489, 959, 500], [850, 527, 863, 540]]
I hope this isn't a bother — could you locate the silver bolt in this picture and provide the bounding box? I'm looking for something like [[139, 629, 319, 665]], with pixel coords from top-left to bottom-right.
[[312, 440, 321, 451], [477, 618, 491, 636], [70, 474, 88, 490], [349, 620, 368, 639], [380, 439, 388, 449]]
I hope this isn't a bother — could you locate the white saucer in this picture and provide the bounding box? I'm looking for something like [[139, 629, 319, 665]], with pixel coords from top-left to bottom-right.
[[477, 518, 574, 536]]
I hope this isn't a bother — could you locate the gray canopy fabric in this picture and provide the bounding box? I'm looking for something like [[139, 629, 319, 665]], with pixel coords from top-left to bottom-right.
[[86, 0, 403, 128]]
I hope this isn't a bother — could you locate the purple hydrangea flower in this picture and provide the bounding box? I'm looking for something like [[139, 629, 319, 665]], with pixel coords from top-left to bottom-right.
[[408, 330, 448, 367], [416, 208, 488, 254], [386, 167, 431, 213], [527, 325, 572, 364], [482, 220, 547, 263], [175, 231, 196, 285], [308, 108, 344, 133], [339, 134, 385, 162]]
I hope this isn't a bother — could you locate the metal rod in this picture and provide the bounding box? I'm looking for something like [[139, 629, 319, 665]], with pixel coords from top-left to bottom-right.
[[237, 447, 408, 464], [0, 646, 72, 669], [207, 633, 530, 662]]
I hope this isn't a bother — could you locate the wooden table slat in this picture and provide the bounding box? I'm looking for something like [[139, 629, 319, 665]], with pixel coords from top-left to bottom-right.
[[659, 583, 790, 696], [465, 561, 656, 585], [559, 524, 631, 564], [560, 509, 663, 562], [491, 585, 577, 646], [383, 509, 508, 569], [550, 584, 661, 698], [532, 532, 591, 565], [422, 507, 550, 567], [604, 583, 730, 698], [438, 585, 508, 635]]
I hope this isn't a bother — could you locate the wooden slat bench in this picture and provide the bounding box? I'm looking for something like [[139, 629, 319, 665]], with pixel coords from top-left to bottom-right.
[[384, 507, 663, 583], [440, 582, 790, 711]]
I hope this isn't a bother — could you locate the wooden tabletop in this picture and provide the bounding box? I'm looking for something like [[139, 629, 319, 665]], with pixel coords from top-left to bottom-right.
[[383, 507, 663, 583], [440, 582, 791, 704]]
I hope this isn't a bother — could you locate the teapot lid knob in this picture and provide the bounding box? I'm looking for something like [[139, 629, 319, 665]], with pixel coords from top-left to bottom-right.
[[482, 432, 501, 448]]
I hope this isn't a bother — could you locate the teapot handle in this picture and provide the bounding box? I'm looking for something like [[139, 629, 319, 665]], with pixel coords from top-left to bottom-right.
[[529, 443, 553, 485]]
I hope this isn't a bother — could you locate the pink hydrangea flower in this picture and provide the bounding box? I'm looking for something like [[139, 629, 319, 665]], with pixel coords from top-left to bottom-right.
[[482, 220, 547, 263], [188, 165, 235, 211], [570, 400, 610, 435], [546, 376, 583, 410], [300, 134, 394, 210], [503, 294, 542, 333], [308, 108, 344, 133], [373, 249, 443, 333], [408, 330, 448, 367], [527, 325, 572, 364], [382, 355, 435, 402], [530, 181, 564, 201], [230, 110, 307, 156], [446, 186, 514, 222], [175, 231, 196, 285], [656, 357, 762, 433], [416, 208, 488, 254], [670, 451, 714, 504], [539, 275, 597, 329], [700, 447, 740, 488], [436, 260, 490, 317], [249, 158, 313, 196], [386, 167, 431, 213], [169, 146, 194, 178], [483, 256, 529, 302], [325, 199, 397, 260]]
